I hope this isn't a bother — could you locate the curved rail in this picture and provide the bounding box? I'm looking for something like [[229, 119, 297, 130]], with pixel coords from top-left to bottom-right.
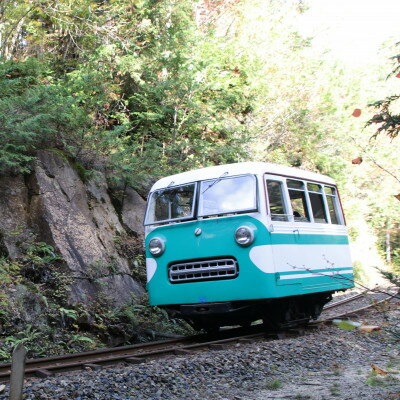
[[323, 291, 367, 310], [0, 327, 266, 382], [0, 292, 396, 383], [319, 293, 396, 322]]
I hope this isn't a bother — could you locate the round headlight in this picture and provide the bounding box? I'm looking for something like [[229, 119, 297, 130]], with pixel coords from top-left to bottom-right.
[[234, 226, 254, 247], [148, 237, 165, 256]]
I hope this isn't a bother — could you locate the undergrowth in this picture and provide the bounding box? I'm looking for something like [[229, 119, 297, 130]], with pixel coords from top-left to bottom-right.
[[0, 241, 194, 363], [379, 266, 400, 344]]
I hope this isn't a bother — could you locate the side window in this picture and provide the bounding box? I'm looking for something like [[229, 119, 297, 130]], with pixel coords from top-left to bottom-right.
[[307, 183, 328, 223], [266, 180, 289, 221], [287, 179, 310, 222], [324, 186, 342, 225]]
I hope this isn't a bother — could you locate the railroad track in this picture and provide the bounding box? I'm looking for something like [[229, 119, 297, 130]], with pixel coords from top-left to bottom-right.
[[0, 328, 268, 382], [0, 290, 397, 383], [323, 290, 367, 310], [319, 291, 399, 322]]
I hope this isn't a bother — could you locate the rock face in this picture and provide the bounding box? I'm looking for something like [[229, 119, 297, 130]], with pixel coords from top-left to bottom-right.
[[0, 150, 146, 307], [0, 175, 33, 259], [121, 186, 147, 235]]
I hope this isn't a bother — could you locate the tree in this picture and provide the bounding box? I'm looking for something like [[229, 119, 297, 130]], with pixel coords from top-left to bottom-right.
[[0, 58, 89, 174], [367, 42, 400, 139], [0, 0, 255, 181]]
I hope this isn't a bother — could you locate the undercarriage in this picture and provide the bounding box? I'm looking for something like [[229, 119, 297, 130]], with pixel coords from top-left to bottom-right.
[[164, 292, 334, 331]]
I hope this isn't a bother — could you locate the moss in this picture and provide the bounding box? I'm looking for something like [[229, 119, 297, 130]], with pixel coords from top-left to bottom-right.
[[0, 239, 194, 363], [47, 148, 92, 182]]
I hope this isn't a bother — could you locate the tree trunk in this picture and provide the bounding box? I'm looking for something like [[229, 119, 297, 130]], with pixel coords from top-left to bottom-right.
[[386, 222, 391, 264]]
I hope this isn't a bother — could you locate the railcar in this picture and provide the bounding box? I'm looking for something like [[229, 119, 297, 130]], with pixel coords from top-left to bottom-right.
[[144, 162, 354, 330]]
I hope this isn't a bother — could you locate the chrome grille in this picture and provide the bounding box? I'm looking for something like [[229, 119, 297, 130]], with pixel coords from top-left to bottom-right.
[[169, 258, 238, 283]]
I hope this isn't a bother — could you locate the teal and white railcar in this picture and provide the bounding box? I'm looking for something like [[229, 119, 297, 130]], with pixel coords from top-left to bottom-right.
[[144, 162, 353, 329]]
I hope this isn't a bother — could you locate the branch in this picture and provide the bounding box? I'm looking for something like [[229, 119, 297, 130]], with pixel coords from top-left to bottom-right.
[[0, 4, 37, 58], [350, 137, 400, 185]]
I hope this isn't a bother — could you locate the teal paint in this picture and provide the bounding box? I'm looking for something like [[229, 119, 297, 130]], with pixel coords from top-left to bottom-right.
[[278, 267, 352, 276], [270, 234, 349, 245], [146, 215, 353, 306]]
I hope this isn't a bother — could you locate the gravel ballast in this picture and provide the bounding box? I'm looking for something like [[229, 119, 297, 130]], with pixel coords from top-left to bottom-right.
[[0, 303, 399, 399]]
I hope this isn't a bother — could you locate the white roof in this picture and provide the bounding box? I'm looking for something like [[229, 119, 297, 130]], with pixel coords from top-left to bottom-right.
[[150, 162, 336, 191]]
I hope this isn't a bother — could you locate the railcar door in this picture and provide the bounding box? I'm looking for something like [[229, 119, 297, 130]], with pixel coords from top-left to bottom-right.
[[265, 175, 352, 289], [264, 175, 303, 286]]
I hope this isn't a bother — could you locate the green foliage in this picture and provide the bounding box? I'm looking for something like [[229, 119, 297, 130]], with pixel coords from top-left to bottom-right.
[[0, 0, 397, 189], [0, 325, 46, 360], [265, 379, 282, 390], [114, 232, 147, 284], [368, 95, 400, 139], [0, 256, 22, 315], [379, 268, 400, 288], [0, 0, 371, 187], [0, 242, 104, 361], [0, 0, 254, 180], [0, 59, 90, 174], [366, 370, 399, 387], [66, 334, 95, 346], [0, 235, 193, 362], [352, 261, 366, 283], [366, 376, 387, 386], [1, 0, 399, 363], [367, 42, 400, 139], [25, 242, 60, 265], [329, 383, 340, 396], [90, 294, 195, 343]]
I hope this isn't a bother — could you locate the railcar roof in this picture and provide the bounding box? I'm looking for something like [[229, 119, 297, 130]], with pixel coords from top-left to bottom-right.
[[150, 162, 336, 191]]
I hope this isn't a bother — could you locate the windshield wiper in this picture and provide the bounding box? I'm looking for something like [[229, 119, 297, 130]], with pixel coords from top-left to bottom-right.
[[202, 171, 228, 194]]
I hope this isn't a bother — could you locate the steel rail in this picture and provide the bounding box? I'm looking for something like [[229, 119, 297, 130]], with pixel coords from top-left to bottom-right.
[[0, 335, 200, 382], [0, 327, 267, 382], [318, 294, 397, 323], [323, 291, 367, 310], [0, 293, 397, 383]]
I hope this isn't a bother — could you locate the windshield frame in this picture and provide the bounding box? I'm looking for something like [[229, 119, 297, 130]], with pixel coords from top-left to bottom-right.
[[144, 182, 198, 226], [144, 174, 259, 226], [198, 174, 258, 218]]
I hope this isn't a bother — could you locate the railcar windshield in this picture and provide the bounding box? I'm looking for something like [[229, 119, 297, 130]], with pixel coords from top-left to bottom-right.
[[145, 183, 196, 225], [145, 174, 258, 225], [198, 175, 257, 217]]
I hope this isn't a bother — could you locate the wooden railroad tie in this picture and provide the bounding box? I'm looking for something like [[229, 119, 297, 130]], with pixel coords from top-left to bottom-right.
[[209, 343, 226, 351], [35, 369, 53, 378], [238, 338, 254, 344], [173, 349, 192, 355], [124, 357, 147, 364]]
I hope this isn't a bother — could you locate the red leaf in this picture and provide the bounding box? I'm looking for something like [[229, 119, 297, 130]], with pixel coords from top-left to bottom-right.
[[352, 157, 363, 165], [396, 72, 400, 78], [371, 364, 388, 375], [352, 109, 362, 117]]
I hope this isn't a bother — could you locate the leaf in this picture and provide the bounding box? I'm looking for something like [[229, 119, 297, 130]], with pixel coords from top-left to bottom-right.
[[333, 319, 361, 331], [371, 364, 388, 375], [351, 157, 363, 165], [359, 325, 381, 332]]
